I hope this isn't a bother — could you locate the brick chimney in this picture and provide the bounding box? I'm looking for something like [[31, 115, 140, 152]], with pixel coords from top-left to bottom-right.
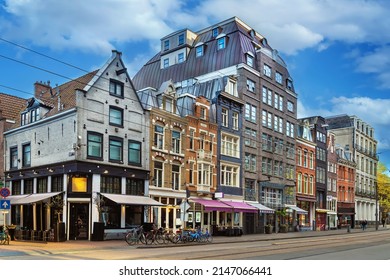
[[34, 80, 52, 98]]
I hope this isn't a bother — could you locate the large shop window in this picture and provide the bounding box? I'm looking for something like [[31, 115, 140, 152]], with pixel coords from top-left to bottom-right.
[[101, 175, 121, 194], [125, 205, 143, 227], [101, 199, 121, 229], [72, 176, 88, 192]]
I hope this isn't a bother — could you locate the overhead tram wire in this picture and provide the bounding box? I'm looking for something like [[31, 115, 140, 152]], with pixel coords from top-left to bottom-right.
[[0, 39, 295, 153]]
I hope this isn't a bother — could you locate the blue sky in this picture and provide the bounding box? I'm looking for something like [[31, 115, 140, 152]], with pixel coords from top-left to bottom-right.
[[0, 0, 389, 170]]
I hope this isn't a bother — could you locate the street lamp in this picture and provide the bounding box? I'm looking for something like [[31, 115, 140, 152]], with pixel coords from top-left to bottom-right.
[[375, 182, 378, 231]]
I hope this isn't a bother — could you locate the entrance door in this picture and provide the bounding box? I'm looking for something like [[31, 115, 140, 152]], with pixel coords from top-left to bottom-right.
[[69, 203, 89, 240]]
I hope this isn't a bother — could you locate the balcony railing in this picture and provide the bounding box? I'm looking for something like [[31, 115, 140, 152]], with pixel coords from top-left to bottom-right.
[[197, 149, 212, 161]]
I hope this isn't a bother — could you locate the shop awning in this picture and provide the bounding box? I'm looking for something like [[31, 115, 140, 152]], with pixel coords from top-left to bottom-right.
[[247, 202, 275, 214], [221, 200, 258, 213], [7, 194, 30, 204], [189, 198, 233, 212], [12, 192, 62, 205], [286, 205, 308, 215], [100, 193, 164, 206]]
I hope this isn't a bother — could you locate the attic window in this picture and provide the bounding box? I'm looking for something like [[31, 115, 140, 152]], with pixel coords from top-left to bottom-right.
[[109, 79, 124, 98], [246, 52, 254, 67], [212, 27, 220, 37], [178, 34, 184, 46], [216, 34, 227, 50]]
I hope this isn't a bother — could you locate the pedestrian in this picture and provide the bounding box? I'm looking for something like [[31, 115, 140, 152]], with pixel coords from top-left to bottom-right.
[[382, 218, 386, 228], [363, 219, 367, 230]]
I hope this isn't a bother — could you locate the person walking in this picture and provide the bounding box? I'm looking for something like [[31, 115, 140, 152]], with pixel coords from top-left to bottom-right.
[[382, 218, 386, 228]]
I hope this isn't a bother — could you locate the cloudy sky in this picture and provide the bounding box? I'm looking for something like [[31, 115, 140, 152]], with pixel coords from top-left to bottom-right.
[[0, 0, 389, 169]]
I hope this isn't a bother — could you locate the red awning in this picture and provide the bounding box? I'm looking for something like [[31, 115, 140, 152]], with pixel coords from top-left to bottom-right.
[[189, 198, 233, 212], [221, 200, 258, 213]]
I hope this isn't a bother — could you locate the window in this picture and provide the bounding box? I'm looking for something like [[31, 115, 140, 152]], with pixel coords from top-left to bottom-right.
[[263, 64, 271, 77], [286, 121, 295, 138], [164, 97, 174, 113], [226, 78, 238, 96], [109, 106, 123, 127], [178, 52, 184, 63], [274, 94, 283, 111], [222, 108, 228, 127], [261, 157, 272, 175], [164, 40, 169, 51], [200, 107, 206, 120], [163, 58, 169, 68], [87, 132, 103, 159], [24, 179, 33, 194], [262, 133, 272, 151], [21, 112, 27, 126], [171, 130, 181, 154], [37, 177, 48, 193], [109, 137, 123, 162], [196, 45, 204, 57], [287, 101, 294, 112], [22, 143, 31, 167], [198, 163, 212, 186], [126, 178, 144, 196], [154, 161, 163, 187], [178, 34, 184, 45], [245, 128, 257, 148], [274, 115, 283, 133], [212, 27, 219, 37], [232, 112, 239, 130], [128, 141, 141, 165], [287, 78, 293, 90], [221, 133, 239, 157], [51, 175, 63, 192], [245, 153, 257, 172], [12, 180, 21, 195], [245, 103, 257, 123], [10, 147, 18, 169], [262, 86, 272, 106], [189, 129, 195, 150], [246, 54, 254, 67], [30, 108, 40, 123], [172, 164, 180, 190], [275, 72, 283, 84], [101, 176, 121, 194], [154, 125, 164, 149], [109, 79, 124, 98], [217, 37, 226, 50], [220, 164, 239, 187], [246, 79, 255, 92], [262, 110, 272, 128]]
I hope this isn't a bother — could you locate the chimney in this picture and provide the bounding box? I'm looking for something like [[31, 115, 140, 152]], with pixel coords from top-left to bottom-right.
[[34, 81, 52, 98]]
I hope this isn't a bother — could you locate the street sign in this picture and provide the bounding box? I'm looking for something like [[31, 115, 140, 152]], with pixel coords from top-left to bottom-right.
[[0, 200, 11, 210], [0, 187, 10, 198]]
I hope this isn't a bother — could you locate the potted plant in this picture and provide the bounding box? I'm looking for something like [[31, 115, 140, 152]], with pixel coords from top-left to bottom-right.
[[265, 224, 273, 234], [92, 195, 106, 241], [279, 224, 289, 233], [45, 194, 65, 241]]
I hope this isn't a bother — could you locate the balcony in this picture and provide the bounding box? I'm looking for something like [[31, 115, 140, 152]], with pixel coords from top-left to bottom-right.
[[197, 149, 212, 161], [197, 185, 211, 193]]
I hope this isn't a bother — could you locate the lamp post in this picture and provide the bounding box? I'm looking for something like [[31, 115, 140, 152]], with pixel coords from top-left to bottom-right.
[[375, 182, 378, 231]]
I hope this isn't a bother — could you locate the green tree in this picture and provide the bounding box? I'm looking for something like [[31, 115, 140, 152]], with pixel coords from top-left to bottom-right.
[[377, 162, 390, 218]]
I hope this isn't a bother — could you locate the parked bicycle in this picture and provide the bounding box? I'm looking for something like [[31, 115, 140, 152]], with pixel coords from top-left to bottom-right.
[[145, 225, 165, 245], [125, 225, 146, 246], [0, 227, 10, 245]]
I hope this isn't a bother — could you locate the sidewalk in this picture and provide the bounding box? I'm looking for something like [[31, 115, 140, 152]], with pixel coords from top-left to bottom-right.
[[2, 225, 388, 253]]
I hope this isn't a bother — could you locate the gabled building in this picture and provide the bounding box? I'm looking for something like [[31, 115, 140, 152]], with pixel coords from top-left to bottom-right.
[[326, 114, 378, 227], [336, 145, 356, 227], [133, 16, 295, 234], [326, 131, 338, 229], [295, 119, 316, 230], [4, 51, 158, 241]]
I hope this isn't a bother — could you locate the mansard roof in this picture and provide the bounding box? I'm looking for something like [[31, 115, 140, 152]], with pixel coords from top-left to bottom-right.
[[133, 17, 274, 90]]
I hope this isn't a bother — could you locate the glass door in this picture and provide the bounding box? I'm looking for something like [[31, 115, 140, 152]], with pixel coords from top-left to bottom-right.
[[69, 203, 89, 240]]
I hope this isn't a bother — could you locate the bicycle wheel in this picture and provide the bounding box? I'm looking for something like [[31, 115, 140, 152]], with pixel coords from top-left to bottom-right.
[[125, 232, 137, 246], [145, 232, 154, 245], [139, 233, 146, 244], [155, 232, 164, 244], [206, 234, 213, 243]]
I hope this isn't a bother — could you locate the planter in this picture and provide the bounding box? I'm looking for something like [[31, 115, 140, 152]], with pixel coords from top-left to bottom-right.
[[54, 222, 66, 242], [279, 224, 288, 233], [92, 222, 105, 241], [265, 225, 273, 234]]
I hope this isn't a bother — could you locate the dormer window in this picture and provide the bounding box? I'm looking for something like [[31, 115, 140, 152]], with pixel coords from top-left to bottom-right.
[[178, 34, 184, 46], [212, 27, 220, 37], [217, 35, 226, 50], [164, 40, 170, 51], [246, 52, 254, 67], [21, 107, 41, 126], [196, 45, 204, 57]]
